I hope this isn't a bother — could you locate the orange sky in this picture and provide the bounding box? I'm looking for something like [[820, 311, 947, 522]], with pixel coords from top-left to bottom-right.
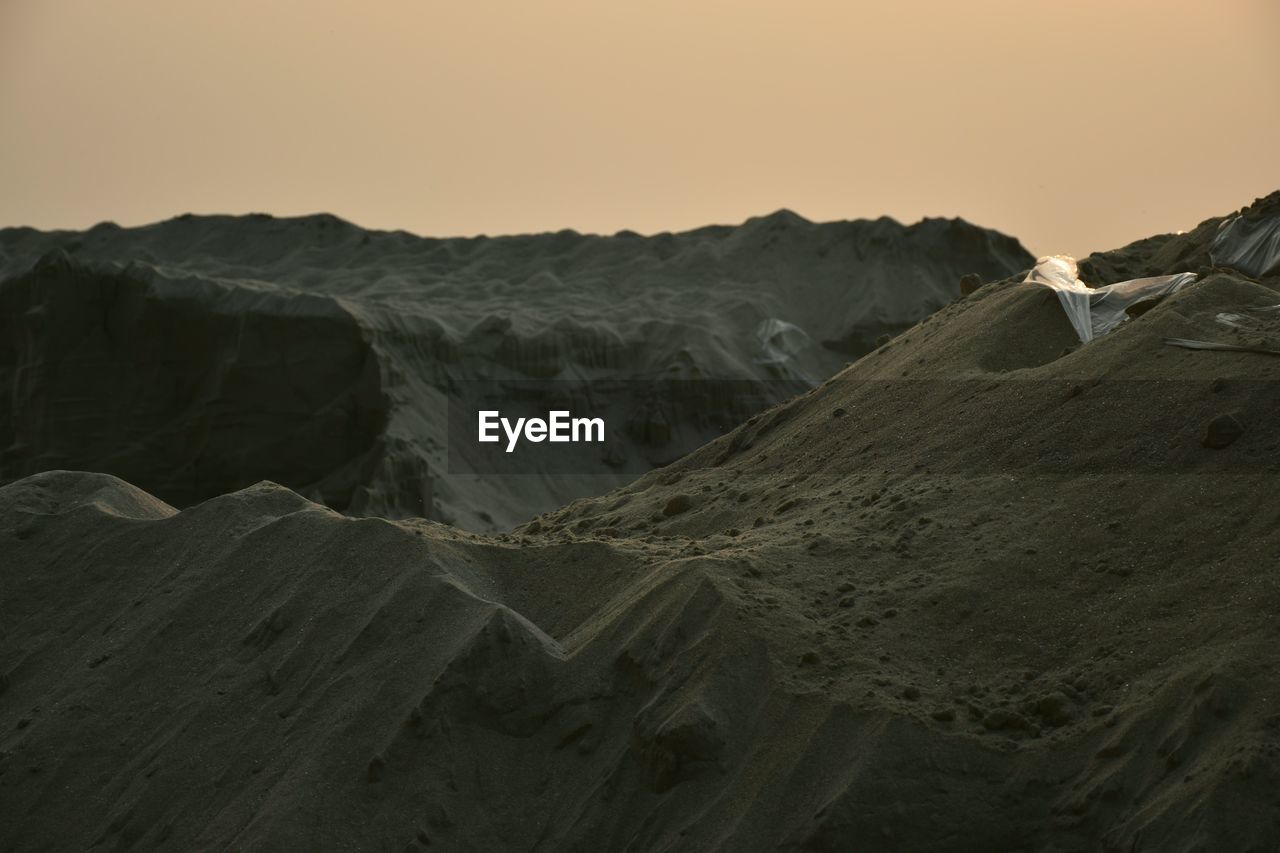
[[2, 0, 1277, 256]]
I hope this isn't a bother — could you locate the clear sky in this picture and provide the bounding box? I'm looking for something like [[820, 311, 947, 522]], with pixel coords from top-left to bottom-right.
[[2, 0, 1277, 256]]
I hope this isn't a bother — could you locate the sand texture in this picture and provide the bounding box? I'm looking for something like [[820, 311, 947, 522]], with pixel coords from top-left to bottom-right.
[[0, 212, 1030, 531], [3, 194, 1280, 851]]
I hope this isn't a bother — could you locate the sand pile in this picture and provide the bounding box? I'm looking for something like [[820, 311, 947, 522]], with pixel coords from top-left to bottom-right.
[[0, 212, 1030, 530], [3, 194, 1280, 851]]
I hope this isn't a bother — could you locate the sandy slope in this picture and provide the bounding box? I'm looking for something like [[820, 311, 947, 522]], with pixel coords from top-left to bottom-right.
[[0, 212, 1030, 530], [3, 195, 1280, 851]]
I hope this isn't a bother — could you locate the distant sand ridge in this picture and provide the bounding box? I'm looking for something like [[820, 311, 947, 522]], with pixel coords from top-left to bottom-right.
[[0, 210, 1030, 529]]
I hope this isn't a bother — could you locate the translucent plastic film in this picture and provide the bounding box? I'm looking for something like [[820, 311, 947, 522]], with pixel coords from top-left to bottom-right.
[[1025, 255, 1197, 343], [756, 317, 811, 365], [1216, 303, 1280, 331], [1210, 215, 1280, 278]]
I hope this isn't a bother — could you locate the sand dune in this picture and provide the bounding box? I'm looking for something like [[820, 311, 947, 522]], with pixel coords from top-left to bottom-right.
[[3, 194, 1279, 851], [0, 212, 1030, 530]]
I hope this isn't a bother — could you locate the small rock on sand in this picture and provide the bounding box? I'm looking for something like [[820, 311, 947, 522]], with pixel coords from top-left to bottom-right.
[[1202, 413, 1244, 449], [663, 494, 696, 516]]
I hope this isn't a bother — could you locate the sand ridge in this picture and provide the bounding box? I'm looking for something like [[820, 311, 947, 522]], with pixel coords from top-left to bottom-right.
[[0, 211, 1031, 531], [2, 194, 1280, 850]]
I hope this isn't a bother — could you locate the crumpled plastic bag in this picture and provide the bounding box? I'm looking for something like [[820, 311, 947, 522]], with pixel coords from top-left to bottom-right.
[[1025, 255, 1197, 343], [1210, 214, 1280, 278]]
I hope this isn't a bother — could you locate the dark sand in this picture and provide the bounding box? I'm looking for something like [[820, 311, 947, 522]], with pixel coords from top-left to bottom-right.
[[0, 211, 1029, 531], [2, 194, 1280, 851]]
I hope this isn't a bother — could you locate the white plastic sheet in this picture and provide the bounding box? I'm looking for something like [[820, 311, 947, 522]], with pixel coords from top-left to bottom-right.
[[1216, 304, 1280, 330], [1210, 215, 1280, 278], [755, 317, 819, 382], [1025, 255, 1197, 343], [756, 317, 811, 364]]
